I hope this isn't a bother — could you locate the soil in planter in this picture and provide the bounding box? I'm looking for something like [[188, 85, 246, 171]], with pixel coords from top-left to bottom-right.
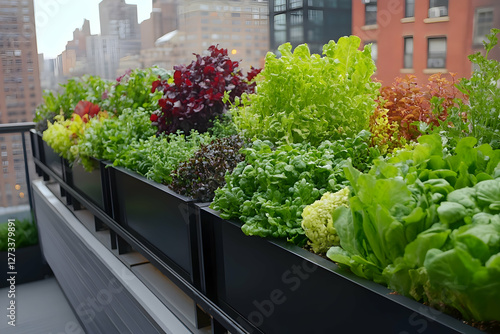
[[464, 321, 500, 334]]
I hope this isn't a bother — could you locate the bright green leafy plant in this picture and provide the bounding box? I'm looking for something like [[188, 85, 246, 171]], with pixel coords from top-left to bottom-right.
[[231, 36, 380, 146], [78, 107, 156, 169], [113, 131, 213, 184], [453, 28, 500, 149], [211, 130, 379, 244], [326, 134, 500, 321], [103, 67, 168, 114], [34, 75, 110, 132]]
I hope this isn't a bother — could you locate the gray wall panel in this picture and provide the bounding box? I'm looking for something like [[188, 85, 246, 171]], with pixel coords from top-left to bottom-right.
[[33, 182, 171, 334]]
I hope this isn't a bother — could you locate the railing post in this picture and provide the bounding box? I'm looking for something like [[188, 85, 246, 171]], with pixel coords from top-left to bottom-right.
[[21, 131, 34, 216]]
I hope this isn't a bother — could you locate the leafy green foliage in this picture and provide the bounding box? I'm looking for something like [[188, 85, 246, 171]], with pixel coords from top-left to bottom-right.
[[231, 36, 380, 146], [34, 75, 111, 131], [103, 67, 167, 114], [78, 108, 156, 169], [207, 114, 239, 138], [326, 134, 500, 321], [211, 131, 379, 244], [114, 131, 213, 184], [301, 187, 350, 254], [453, 29, 500, 149], [0, 219, 38, 251], [170, 135, 246, 202], [34, 68, 168, 132]]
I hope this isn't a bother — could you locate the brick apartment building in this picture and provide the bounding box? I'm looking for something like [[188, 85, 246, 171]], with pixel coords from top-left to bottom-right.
[[352, 0, 500, 85]]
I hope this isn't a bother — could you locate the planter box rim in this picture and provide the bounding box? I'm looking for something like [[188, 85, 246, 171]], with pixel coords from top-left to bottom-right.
[[201, 207, 482, 333]]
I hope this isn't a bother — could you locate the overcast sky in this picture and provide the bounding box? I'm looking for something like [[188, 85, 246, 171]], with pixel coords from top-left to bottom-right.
[[34, 0, 152, 59]]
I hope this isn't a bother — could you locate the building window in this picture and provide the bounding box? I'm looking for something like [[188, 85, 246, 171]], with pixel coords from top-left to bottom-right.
[[274, 14, 286, 45], [404, 37, 413, 68], [289, 0, 303, 9], [308, 9, 323, 25], [428, 0, 448, 18], [274, 0, 286, 12], [290, 10, 303, 25], [365, 0, 377, 25], [405, 0, 415, 18], [473, 8, 494, 45], [427, 37, 447, 68], [308, 0, 323, 6], [290, 26, 303, 43]]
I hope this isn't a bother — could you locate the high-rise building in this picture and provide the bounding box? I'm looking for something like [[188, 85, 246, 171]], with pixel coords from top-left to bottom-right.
[[175, 0, 270, 69], [141, 0, 179, 50], [352, 0, 500, 85], [0, 0, 41, 208], [66, 19, 92, 60], [269, 0, 352, 55], [99, 0, 142, 58], [86, 35, 120, 80], [153, 0, 179, 35]]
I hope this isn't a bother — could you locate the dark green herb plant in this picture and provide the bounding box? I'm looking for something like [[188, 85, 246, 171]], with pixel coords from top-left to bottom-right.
[[170, 135, 246, 202]]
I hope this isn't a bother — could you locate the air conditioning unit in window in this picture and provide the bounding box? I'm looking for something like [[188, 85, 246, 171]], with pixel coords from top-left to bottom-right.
[[428, 6, 448, 18]]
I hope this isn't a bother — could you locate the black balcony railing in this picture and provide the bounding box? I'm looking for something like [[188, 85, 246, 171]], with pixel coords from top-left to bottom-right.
[[0, 122, 36, 217]]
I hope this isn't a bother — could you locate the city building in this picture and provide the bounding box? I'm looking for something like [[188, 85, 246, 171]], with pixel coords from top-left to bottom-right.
[[352, 0, 500, 85], [0, 0, 41, 207], [99, 0, 142, 58], [269, 0, 352, 55], [86, 34, 120, 80], [141, 30, 185, 70], [175, 0, 270, 69], [66, 19, 92, 60], [471, 0, 500, 61], [141, 0, 179, 50]]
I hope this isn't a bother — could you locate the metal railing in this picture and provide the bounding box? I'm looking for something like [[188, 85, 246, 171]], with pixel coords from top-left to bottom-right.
[[0, 122, 36, 218]]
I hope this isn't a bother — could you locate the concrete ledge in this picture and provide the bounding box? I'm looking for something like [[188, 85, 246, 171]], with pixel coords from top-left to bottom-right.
[[423, 68, 448, 74], [400, 17, 415, 23], [423, 16, 450, 24]]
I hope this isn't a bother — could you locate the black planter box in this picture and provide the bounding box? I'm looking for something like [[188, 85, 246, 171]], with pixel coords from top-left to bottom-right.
[[39, 135, 64, 179], [0, 244, 47, 288], [65, 158, 109, 213], [29, 129, 41, 161], [108, 166, 201, 286], [198, 208, 482, 334], [29, 130, 43, 177]]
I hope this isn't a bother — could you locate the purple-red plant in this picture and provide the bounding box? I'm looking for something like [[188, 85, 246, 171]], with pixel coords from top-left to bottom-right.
[[151, 45, 261, 135]]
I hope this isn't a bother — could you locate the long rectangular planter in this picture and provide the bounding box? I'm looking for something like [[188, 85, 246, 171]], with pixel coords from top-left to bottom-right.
[[108, 166, 201, 287], [65, 158, 110, 213], [38, 134, 64, 179], [198, 207, 483, 334], [29, 130, 43, 177], [29, 129, 41, 161]]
